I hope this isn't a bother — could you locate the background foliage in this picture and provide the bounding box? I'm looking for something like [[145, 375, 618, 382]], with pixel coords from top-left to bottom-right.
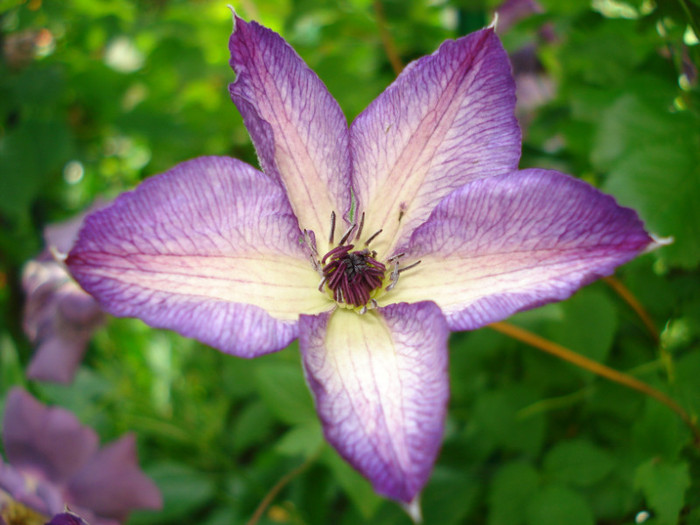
[[1, 0, 700, 524]]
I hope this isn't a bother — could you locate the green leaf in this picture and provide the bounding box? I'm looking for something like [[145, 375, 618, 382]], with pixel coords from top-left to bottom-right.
[[545, 289, 617, 379], [635, 459, 691, 525], [229, 400, 275, 455], [130, 462, 215, 524], [675, 348, 700, 420], [632, 399, 686, 461], [275, 420, 324, 458], [488, 461, 540, 525], [0, 118, 73, 218], [254, 360, 316, 425], [526, 485, 594, 525], [593, 94, 700, 268], [422, 467, 479, 525], [321, 447, 383, 519], [472, 386, 546, 456], [543, 439, 616, 487]]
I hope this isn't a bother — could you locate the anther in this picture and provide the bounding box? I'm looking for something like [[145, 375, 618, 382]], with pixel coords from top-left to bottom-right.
[[329, 211, 336, 244], [355, 212, 365, 242], [303, 229, 318, 255], [387, 252, 406, 262], [364, 229, 383, 246], [338, 223, 357, 246], [398, 260, 421, 273]]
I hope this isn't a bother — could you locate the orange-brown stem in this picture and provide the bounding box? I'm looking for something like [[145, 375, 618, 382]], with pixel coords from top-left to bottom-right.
[[488, 321, 700, 447], [373, 0, 404, 75], [604, 276, 659, 343]]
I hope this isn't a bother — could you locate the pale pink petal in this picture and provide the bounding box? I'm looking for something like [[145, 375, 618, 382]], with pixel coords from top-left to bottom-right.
[[385, 169, 654, 330], [23, 260, 104, 384], [229, 16, 351, 248], [67, 435, 161, 521], [67, 157, 331, 358], [300, 303, 449, 502], [2, 388, 99, 485], [350, 27, 520, 257]]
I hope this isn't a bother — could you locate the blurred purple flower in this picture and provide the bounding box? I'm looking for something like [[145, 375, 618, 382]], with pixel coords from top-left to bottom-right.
[[22, 206, 106, 384], [0, 389, 161, 525], [45, 510, 89, 525], [66, 14, 658, 503], [495, 0, 556, 130]]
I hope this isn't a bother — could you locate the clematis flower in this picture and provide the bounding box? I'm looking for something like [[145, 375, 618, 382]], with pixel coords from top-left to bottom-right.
[[66, 15, 658, 503], [23, 204, 107, 384], [0, 388, 161, 525]]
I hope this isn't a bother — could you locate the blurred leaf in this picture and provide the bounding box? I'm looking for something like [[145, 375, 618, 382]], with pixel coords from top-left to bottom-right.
[[275, 420, 323, 458], [422, 467, 480, 525], [675, 349, 700, 419], [543, 439, 615, 487], [472, 386, 546, 456], [229, 399, 275, 455], [632, 399, 687, 461], [255, 360, 316, 425], [131, 462, 216, 524], [321, 447, 383, 519], [488, 461, 540, 525], [0, 118, 73, 218], [635, 459, 691, 525], [545, 289, 617, 379], [525, 484, 594, 525], [594, 94, 700, 268]]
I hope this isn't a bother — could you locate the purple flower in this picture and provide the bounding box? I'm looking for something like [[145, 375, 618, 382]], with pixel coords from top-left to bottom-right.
[[0, 389, 161, 525], [66, 15, 657, 503], [45, 510, 89, 525], [22, 205, 106, 384]]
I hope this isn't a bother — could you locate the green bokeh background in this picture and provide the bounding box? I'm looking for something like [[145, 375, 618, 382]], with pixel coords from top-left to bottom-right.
[[1, 0, 700, 524]]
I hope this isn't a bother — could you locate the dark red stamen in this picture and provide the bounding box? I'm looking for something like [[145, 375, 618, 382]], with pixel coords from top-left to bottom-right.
[[321, 244, 386, 307]]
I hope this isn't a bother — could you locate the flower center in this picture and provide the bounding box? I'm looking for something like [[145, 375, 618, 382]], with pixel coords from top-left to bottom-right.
[[303, 211, 421, 313], [321, 244, 385, 308]]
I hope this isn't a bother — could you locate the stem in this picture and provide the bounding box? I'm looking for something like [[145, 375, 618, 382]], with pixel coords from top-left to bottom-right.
[[603, 276, 659, 343], [247, 449, 321, 525], [488, 321, 700, 447], [373, 0, 404, 75]]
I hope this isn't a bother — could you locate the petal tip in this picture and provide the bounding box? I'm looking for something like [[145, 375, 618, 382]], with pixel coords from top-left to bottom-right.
[[401, 497, 423, 524], [488, 11, 499, 30], [227, 5, 237, 30], [646, 233, 674, 253]]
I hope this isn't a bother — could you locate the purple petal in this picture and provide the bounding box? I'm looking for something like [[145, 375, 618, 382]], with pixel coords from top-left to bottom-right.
[[67, 156, 332, 358], [23, 260, 104, 384], [229, 16, 351, 246], [386, 169, 654, 329], [2, 388, 99, 485], [45, 511, 90, 525], [495, 0, 543, 34], [350, 27, 520, 257], [0, 461, 62, 517], [300, 303, 449, 502], [43, 199, 111, 256], [67, 434, 161, 521]]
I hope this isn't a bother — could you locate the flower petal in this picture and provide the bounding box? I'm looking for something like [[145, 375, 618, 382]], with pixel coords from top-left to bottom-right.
[[386, 169, 654, 329], [351, 27, 520, 257], [23, 260, 104, 384], [67, 434, 161, 521], [2, 388, 99, 485], [299, 303, 449, 502], [67, 157, 331, 358], [229, 16, 351, 246]]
